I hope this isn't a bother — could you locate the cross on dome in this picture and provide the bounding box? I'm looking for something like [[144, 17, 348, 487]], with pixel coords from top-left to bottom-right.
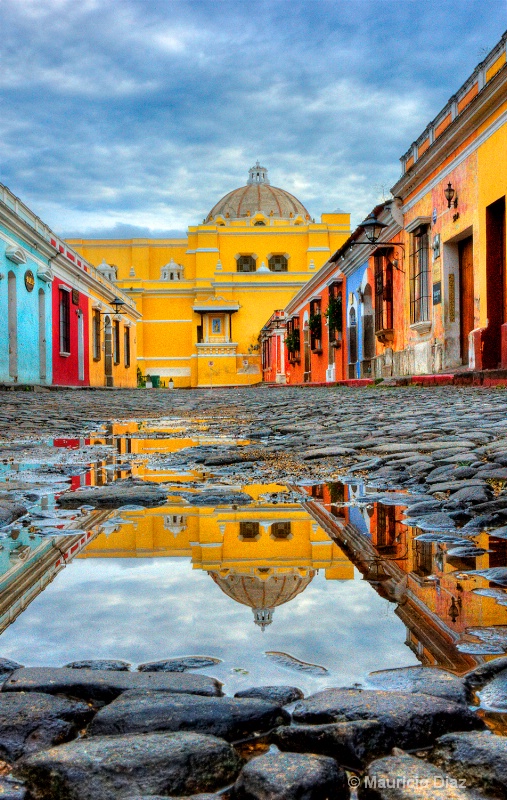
[[247, 162, 270, 185]]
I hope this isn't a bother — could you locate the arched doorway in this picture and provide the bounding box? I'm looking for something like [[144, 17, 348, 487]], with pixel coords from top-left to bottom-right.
[[362, 284, 374, 377], [104, 315, 113, 387]]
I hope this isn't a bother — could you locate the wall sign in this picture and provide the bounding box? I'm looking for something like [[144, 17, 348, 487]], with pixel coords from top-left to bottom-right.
[[72, 289, 80, 305], [432, 208, 437, 225], [432, 282, 442, 305], [24, 270, 35, 292]]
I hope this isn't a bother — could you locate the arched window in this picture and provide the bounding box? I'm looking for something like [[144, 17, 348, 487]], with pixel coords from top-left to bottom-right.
[[268, 255, 288, 272], [253, 221, 266, 226], [237, 255, 256, 273]]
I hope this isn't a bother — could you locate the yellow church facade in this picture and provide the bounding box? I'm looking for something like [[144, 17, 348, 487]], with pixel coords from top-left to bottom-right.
[[69, 164, 350, 387], [79, 490, 353, 629]]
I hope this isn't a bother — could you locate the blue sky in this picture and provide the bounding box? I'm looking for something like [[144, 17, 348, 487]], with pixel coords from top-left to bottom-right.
[[1, 0, 506, 238]]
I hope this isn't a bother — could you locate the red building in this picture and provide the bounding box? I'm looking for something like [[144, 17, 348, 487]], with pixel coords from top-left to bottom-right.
[[282, 258, 346, 384], [52, 278, 90, 386], [260, 310, 287, 383]]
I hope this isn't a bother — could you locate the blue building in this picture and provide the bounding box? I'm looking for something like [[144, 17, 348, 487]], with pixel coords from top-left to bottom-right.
[[342, 258, 374, 379], [0, 186, 54, 385]]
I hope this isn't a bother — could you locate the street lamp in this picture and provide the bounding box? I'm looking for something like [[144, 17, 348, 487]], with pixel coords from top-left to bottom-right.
[[110, 297, 127, 314], [444, 182, 458, 209], [359, 212, 389, 244]]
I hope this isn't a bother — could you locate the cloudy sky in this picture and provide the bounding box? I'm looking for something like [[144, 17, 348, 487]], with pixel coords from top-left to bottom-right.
[[1, 0, 506, 238]]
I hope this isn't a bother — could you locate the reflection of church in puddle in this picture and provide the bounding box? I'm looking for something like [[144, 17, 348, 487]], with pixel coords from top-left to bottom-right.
[[78, 484, 353, 629]]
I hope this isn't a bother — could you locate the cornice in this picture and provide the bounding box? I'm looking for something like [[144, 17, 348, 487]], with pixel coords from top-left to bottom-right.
[[392, 65, 507, 200]]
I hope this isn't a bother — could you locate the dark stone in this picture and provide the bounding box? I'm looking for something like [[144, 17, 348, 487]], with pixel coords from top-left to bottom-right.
[[0, 691, 93, 761], [0, 658, 24, 685], [138, 657, 221, 673], [366, 666, 467, 704], [3, 667, 222, 703], [233, 750, 346, 800], [234, 686, 303, 706], [15, 731, 242, 800], [469, 497, 507, 513], [362, 753, 478, 799], [474, 467, 507, 480], [203, 455, 253, 466], [0, 776, 27, 800], [273, 719, 383, 768], [401, 500, 440, 516], [57, 480, 168, 509], [302, 446, 356, 459], [445, 486, 492, 507], [463, 655, 507, 694], [88, 690, 289, 741], [0, 502, 27, 528], [178, 491, 253, 507], [292, 689, 483, 751], [128, 796, 220, 800], [63, 660, 131, 672], [429, 730, 507, 797], [477, 669, 507, 711], [404, 512, 456, 531]]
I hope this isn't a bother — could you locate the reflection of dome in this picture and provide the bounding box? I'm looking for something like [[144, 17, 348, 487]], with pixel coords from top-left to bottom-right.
[[206, 164, 310, 223], [210, 569, 316, 630]]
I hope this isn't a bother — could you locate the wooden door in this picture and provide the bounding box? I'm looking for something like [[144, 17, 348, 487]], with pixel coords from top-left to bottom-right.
[[458, 237, 474, 365]]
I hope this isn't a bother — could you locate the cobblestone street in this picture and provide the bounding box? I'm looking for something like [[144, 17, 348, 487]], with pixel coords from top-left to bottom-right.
[[1, 385, 507, 798]]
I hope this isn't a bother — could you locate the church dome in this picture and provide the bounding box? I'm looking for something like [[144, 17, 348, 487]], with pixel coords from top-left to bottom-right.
[[206, 163, 310, 223], [209, 568, 315, 629]]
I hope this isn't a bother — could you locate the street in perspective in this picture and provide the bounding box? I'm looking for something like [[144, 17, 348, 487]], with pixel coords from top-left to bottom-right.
[[2, 2, 507, 798]]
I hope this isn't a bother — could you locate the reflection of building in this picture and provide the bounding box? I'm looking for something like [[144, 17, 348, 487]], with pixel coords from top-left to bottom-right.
[[69, 164, 350, 387], [211, 570, 315, 630], [0, 518, 105, 635], [79, 485, 353, 627], [304, 484, 507, 673]]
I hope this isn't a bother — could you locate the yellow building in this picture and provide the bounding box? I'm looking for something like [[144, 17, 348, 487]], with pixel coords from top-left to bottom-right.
[[68, 164, 350, 387], [79, 490, 353, 629]]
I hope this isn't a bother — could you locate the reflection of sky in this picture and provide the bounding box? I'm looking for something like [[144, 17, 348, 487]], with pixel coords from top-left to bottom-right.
[[0, 557, 417, 695]]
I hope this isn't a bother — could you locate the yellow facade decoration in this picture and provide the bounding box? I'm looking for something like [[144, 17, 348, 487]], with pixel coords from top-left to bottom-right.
[[79, 499, 353, 629], [69, 164, 350, 387]]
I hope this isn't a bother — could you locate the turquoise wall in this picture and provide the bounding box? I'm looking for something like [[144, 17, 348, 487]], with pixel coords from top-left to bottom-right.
[[0, 226, 52, 385]]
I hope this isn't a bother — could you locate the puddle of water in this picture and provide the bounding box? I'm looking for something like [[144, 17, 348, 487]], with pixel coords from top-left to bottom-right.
[[1, 428, 507, 720]]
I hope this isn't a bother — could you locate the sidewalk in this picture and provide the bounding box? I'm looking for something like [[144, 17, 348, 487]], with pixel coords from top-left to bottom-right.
[[275, 368, 507, 389]]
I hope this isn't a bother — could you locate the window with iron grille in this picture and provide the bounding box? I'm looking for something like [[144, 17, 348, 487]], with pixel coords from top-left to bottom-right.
[[326, 282, 343, 339], [309, 299, 322, 351], [285, 316, 300, 359], [124, 326, 131, 368], [268, 255, 288, 272], [93, 309, 101, 360], [59, 289, 70, 354], [113, 320, 121, 365], [237, 255, 256, 273], [409, 226, 430, 324], [374, 251, 394, 332]]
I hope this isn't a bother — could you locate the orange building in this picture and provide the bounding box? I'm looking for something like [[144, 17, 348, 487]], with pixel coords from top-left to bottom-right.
[[380, 30, 507, 376]]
